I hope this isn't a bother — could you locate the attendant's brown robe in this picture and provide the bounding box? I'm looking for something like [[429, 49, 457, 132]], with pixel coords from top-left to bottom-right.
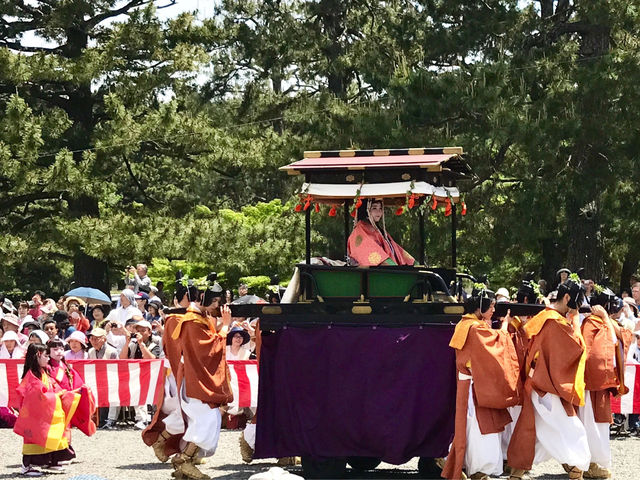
[[442, 314, 521, 480], [142, 306, 233, 456], [507, 308, 586, 471], [581, 313, 628, 423]]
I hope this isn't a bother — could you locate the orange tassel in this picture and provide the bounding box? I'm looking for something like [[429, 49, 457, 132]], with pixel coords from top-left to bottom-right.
[[395, 206, 404, 216], [354, 198, 362, 209], [314, 203, 320, 213], [461, 202, 467, 216], [431, 197, 438, 210], [350, 208, 357, 218], [294, 204, 302, 212], [408, 195, 415, 209], [444, 198, 452, 217], [328, 206, 337, 217]]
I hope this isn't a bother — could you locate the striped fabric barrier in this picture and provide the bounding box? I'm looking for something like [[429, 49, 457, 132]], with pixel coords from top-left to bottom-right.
[[227, 360, 258, 414], [611, 364, 640, 414], [0, 359, 164, 408]]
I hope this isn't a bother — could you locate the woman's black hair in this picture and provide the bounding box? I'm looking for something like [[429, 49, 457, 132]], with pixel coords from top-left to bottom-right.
[[516, 281, 537, 304], [46, 338, 65, 351], [465, 290, 496, 314], [356, 198, 384, 222], [557, 280, 585, 309], [22, 343, 47, 379]]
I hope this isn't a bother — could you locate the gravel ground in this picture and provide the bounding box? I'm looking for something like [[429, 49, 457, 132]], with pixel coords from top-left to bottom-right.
[[0, 428, 638, 479]]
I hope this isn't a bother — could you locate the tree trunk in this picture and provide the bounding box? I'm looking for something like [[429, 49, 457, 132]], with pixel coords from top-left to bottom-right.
[[67, 194, 109, 293], [561, 22, 610, 282], [565, 196, 601, 280], [619, 248, 640, 294], [317, 0, 349, 97]]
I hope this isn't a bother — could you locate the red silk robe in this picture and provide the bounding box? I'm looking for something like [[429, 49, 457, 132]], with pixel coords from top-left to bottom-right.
[[347, 220, 415, 266], [13, 371, 81, 454], [48, 361, 96, 437]]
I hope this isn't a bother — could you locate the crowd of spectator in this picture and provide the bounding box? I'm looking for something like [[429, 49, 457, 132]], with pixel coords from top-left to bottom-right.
[[0, 264, 261, 431]]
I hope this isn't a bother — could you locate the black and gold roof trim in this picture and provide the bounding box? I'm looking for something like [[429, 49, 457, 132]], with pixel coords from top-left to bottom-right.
[[303, 147, 463, 158]]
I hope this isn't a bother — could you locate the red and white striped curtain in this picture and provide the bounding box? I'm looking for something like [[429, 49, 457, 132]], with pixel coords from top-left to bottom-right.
[[611, 364, 640, 414], [1, 358, 259, 411], [0, 359, 164, 408]]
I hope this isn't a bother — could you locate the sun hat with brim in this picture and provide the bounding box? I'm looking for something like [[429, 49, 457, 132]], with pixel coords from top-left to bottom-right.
[[64, 296, 87, 309], [29, 330, 50, 344], [2, 298, 16, 314], [495, 288, 510, 301], [1, 331, 19, 343], [136, 320, 153, 330], [226, 326, 250, 346], [66, 331, 87, 347], [2, 313, 20, 327], [88, 327, 107, 338]]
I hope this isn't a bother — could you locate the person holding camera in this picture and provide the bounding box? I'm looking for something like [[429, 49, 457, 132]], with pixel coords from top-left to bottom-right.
[[124, 264, 152, 293], [119, 318, 161, 430], [64, 297, 90, 334], [120, 319, 161, 360]]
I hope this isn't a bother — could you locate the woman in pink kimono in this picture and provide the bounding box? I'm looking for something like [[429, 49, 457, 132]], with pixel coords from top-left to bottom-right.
[[347, 198, 414, 266]]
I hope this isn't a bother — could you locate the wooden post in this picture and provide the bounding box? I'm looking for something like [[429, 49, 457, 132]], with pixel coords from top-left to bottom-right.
[[419, 209, 426, 266], [451, 203, 457, 268]]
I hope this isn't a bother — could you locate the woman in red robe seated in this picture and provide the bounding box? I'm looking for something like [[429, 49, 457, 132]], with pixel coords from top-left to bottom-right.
[[347, 198, 415, 266]]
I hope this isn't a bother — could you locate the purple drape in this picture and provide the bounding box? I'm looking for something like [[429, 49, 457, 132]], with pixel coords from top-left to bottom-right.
[[255, 325, 456, 464]]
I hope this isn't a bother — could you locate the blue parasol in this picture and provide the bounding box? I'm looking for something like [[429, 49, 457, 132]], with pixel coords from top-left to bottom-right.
[[64, 287, 112, 305]]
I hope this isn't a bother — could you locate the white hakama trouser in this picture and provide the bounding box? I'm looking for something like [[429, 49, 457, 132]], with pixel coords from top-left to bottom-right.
[[577, 391, 611, 468], [161, 372, 184, 435], [531, 390, 590, 471], [244, 423, 257, 450], [464, 379, 504, 476], [501, 405, 522, 457], [161, 372, 222, 458]]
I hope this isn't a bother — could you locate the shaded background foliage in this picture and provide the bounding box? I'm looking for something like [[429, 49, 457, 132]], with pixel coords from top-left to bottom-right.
[[1, 0, 639, 298]]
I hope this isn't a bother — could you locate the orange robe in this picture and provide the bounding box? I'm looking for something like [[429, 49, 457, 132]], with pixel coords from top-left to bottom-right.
[[507, 308, 586, 470], [143, 306, 233, 455], [581, 314, 628, 423], [442, 314, 521, 480], [347, 220, 415, 266]]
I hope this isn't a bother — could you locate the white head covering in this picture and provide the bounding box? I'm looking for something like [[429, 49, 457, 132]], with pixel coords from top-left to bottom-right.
[[121, 289, 136, 305], [1, 331, 19, 342], [66, 330, 87, 347], [29, 330, 50, 345]]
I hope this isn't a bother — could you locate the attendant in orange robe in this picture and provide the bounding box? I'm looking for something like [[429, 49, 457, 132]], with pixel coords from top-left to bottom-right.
[[13, 344, 79, 476], [577, 292, 628, 478], [347, 198, 415, 266], [442, 291, 521, 480], [143, 275, 233, 480], [507, 280, 590, 480]]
